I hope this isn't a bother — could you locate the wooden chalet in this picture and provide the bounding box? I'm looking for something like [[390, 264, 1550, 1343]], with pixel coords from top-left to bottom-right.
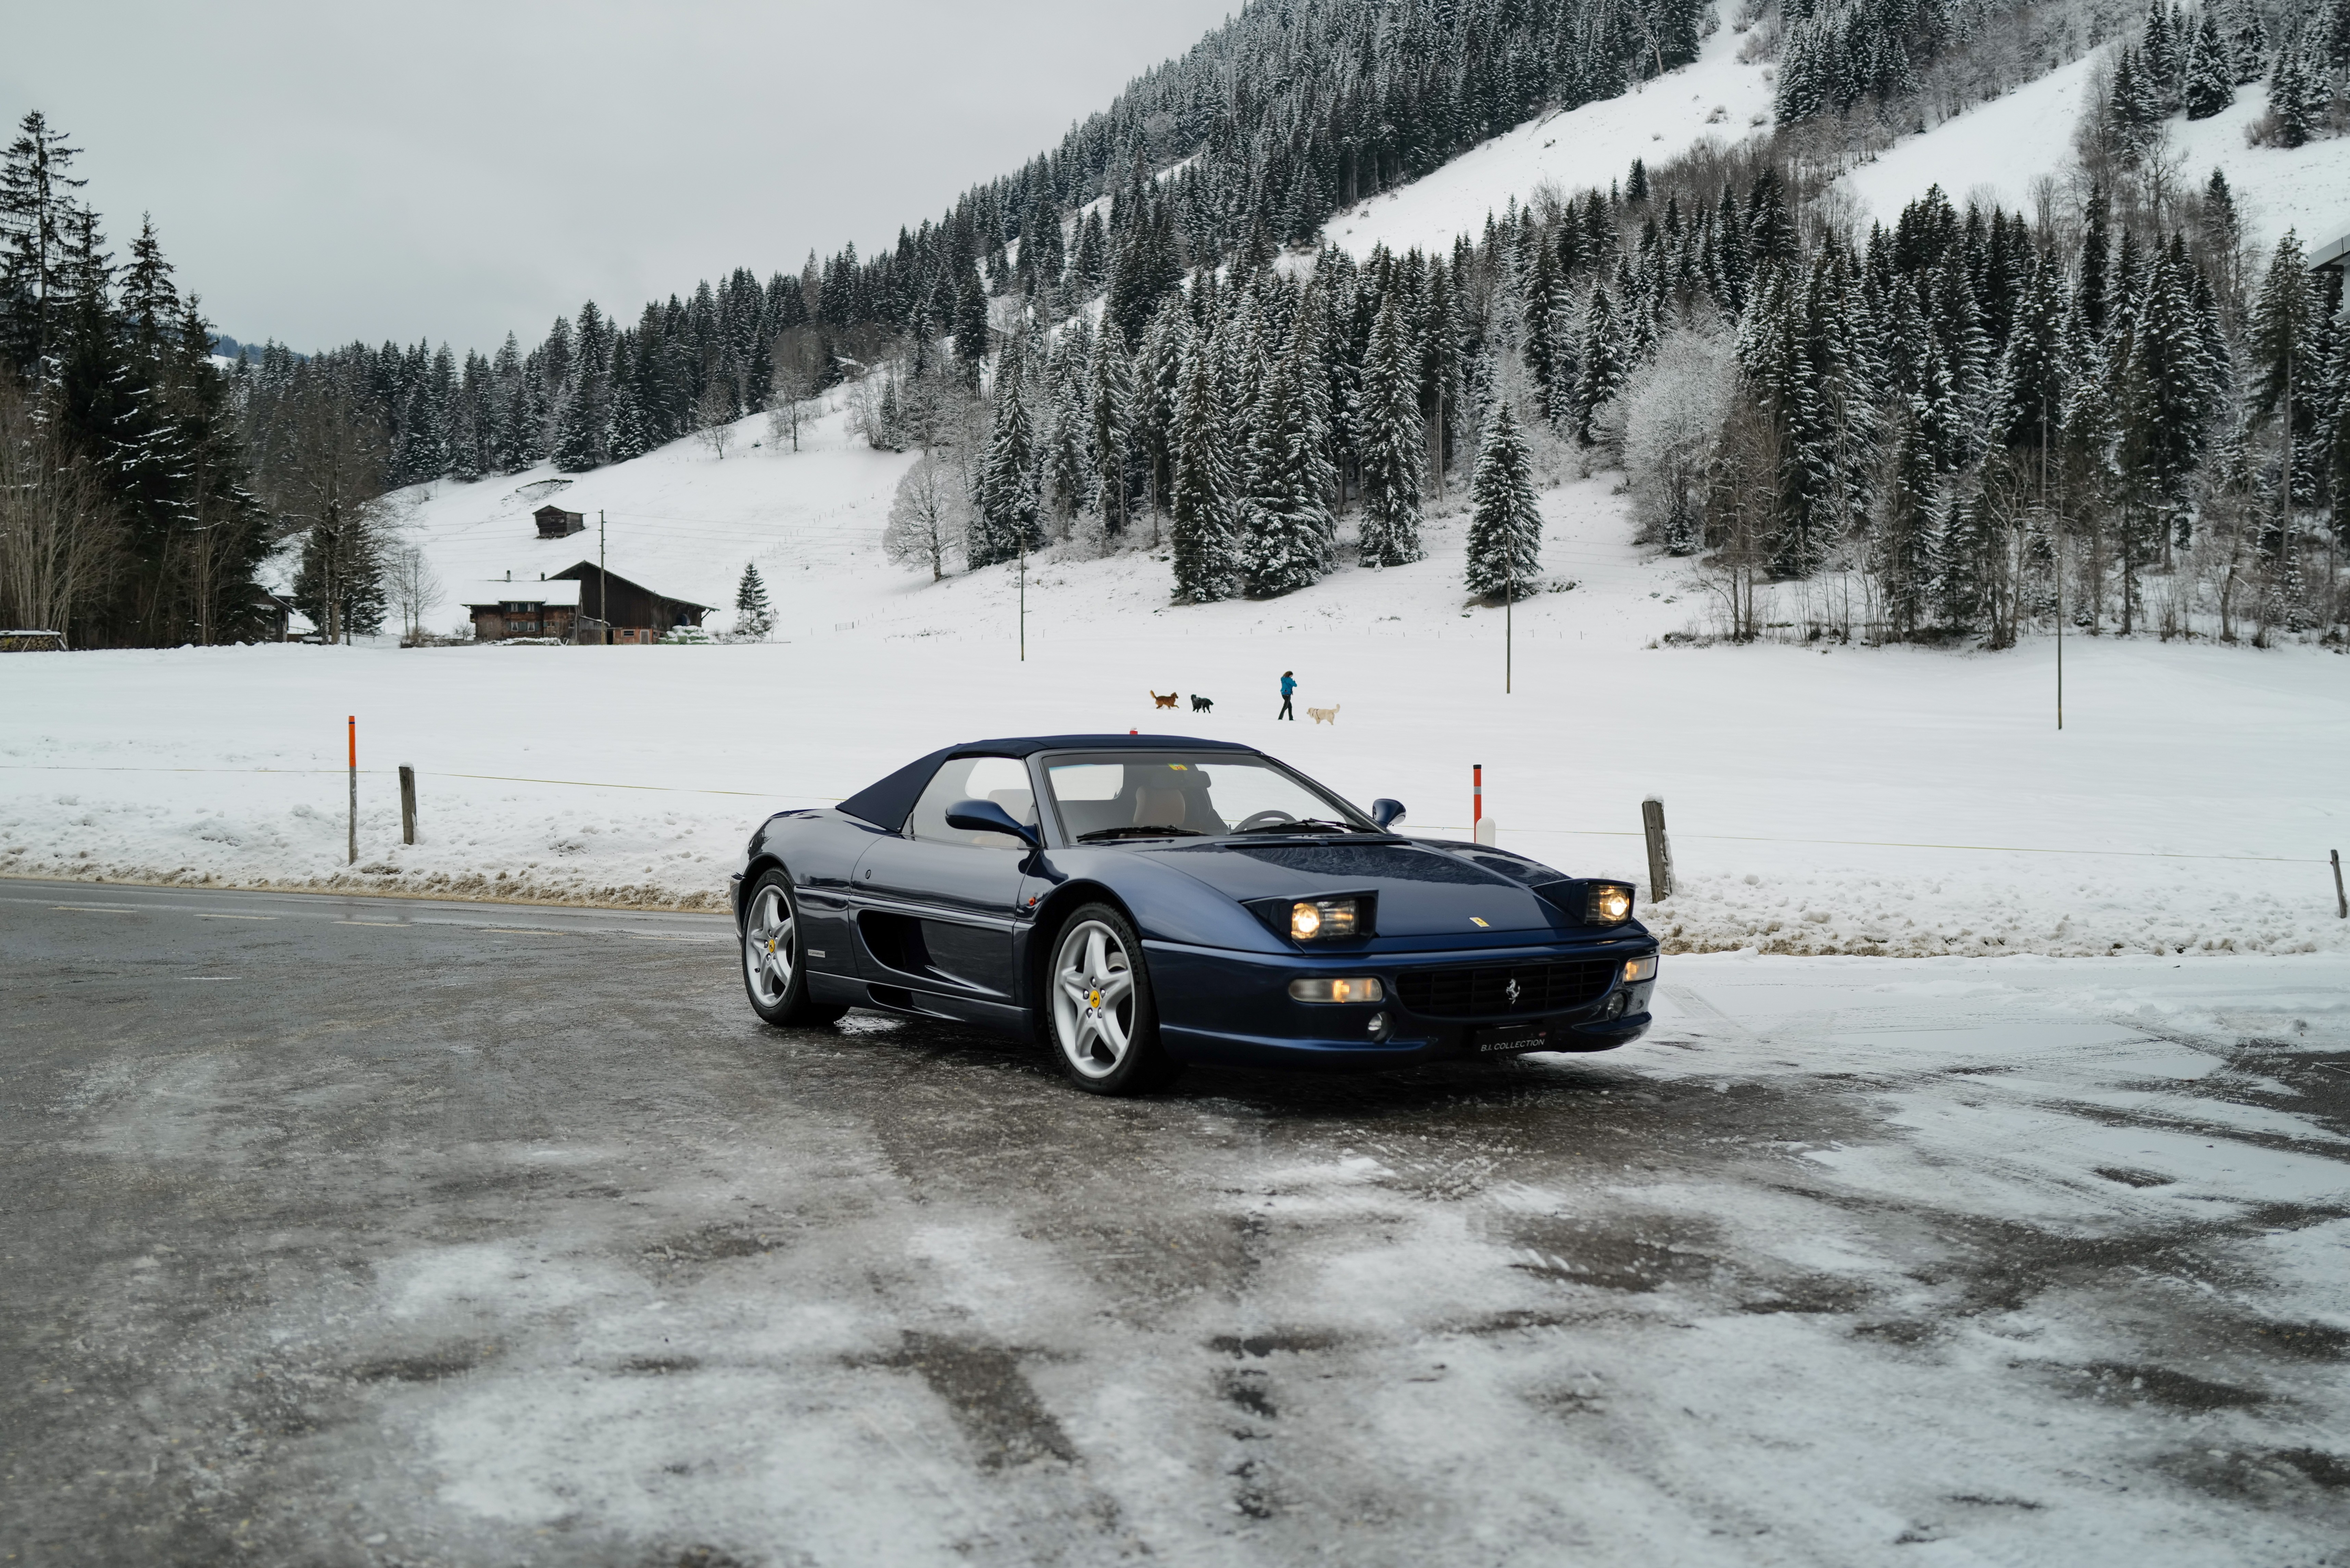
[[460, 574, 583, 641], [535, 505, 588, 539]]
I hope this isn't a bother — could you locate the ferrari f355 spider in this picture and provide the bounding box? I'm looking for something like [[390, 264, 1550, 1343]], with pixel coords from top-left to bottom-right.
[[732, 734, 1659, 1095]]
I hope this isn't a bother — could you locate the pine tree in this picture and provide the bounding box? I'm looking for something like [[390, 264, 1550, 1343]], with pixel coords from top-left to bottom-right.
[[951, 268, 989, 386], [1086, 323, 1136, 538], [1877, 417, 1939, 636], [1169, 340, 1240, 602], [1464, 400, 1542, 598], [2183, 11, 2235, 117], [1355, 296, 1426, 567], [970, 341, 1039, 567], [1241, 334, 1334, 596], [733, 562, 774, 640]]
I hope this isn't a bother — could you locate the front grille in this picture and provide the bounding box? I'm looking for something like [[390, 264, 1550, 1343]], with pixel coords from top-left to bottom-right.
[[1394, 958, 1616, 1020]]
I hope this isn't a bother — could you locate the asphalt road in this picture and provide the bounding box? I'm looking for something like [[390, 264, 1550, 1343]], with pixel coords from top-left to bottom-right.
[[2, 878, 2344, 1568]]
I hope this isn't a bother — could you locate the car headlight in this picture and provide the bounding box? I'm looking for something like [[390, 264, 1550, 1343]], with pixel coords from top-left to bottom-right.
[[1622, 954, 1657, 983], [1290, 897, 1359, 940], [1289, 976, 1384, 1003], [1585, 882, 1634, 925]]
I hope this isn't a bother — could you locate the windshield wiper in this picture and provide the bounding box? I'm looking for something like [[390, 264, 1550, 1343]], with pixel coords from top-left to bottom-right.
[[1076, 825, 1206, 842], [1232, 818, 1362, 835]]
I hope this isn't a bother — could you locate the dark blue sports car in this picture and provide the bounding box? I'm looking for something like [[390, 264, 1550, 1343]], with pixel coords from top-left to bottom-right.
[[731, 734, 1659, 1095]]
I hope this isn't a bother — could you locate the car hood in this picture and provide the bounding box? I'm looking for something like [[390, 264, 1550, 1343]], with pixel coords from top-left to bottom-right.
[[1141, 837, 1571, 937]]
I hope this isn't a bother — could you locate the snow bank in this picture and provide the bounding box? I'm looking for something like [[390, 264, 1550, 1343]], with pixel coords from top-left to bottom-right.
[[8, 466, 2346, 958]]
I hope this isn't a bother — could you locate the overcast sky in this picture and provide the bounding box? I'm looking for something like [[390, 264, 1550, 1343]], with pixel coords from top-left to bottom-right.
[[3, 0, 1234, 354]]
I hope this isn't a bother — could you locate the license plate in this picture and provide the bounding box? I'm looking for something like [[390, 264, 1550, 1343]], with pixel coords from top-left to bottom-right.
[[1475, 1023, 1551, 1053]]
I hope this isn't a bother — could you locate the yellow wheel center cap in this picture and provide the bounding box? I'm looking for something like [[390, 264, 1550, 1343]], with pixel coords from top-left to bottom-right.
[[1087, 988, 1103, 1010]]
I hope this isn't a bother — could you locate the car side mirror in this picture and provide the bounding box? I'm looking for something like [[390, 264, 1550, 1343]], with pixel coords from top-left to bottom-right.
[[944, 798, 1041, 849], [1371, 798, 1407, 830]]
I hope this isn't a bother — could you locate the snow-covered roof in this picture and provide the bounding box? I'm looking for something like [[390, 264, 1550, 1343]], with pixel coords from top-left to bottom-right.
[[459, 578, 583, 608]]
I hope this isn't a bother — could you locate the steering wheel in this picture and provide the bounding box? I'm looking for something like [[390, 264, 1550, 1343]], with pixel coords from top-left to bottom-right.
[[1234, 810, 1296, 832]]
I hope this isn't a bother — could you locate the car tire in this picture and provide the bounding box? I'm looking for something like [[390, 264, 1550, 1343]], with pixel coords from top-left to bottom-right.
[[741, 868, 846, 1028], [1044, 902, 1182, 1096]]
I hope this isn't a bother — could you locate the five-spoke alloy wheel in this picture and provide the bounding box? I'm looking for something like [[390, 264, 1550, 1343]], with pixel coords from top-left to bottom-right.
[[1047, 902, 1177, 1095], [740, 868, 845, 1027]]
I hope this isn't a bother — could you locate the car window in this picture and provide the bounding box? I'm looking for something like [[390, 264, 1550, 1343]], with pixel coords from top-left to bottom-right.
[[1042, 752, 1370, 841], [906, 756, 1036, 847]]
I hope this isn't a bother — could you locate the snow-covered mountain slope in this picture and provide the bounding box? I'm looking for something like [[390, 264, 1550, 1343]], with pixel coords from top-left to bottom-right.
[[1325, 22, 1777, 259], [392, 400, 916, 637], [1840, 57, 2350, 249]]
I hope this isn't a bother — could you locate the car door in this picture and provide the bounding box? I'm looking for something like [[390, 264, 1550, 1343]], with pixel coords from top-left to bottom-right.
[[851, 754, 1036, 1021]]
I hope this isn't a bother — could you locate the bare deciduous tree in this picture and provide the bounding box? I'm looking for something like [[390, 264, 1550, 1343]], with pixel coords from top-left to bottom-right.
[[0, 373, 116, 640], [384, 542, 444, 642], [696, 378, 737, 461], [883, 452, 963, 581]]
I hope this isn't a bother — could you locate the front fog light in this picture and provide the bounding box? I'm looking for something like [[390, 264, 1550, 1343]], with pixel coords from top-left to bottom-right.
[[1585, 882, 1634, 924], [1289, 976, 1384, 1004], [1622, 954, 1657, 983], [1290, 897, 1359, 940], [1367, 1010, 1392, 1040]]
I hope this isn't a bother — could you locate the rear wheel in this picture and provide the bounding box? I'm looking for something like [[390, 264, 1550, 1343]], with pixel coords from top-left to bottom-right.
[[742, 870, 846, 1027], [1047, 903, 1180, 1096]]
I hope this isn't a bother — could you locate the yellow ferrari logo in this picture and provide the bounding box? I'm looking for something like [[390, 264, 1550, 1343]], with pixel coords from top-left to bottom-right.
[[1469, 917, 1489, 928], [1088, 988, 1103, 1009]]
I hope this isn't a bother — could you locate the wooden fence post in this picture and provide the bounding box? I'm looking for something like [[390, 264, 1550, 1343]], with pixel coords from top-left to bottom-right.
[[2333, 849, 2346, 919], [400, 766, 417, 846], [1642, 797, 1674, 903]]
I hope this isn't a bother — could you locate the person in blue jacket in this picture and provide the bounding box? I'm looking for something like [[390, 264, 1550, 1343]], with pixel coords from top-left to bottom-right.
[[1278, 670, 1296, 721]]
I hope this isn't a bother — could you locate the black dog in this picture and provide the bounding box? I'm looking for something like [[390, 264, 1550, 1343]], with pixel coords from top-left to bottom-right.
[[1190, 694, 1214, 713]]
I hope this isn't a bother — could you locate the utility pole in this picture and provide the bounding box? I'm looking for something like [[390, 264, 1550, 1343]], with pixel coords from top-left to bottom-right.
[[1018, 530, 1027, 662], [1505, 547, 1514, 694], [2046, 391, 2061, 731], [599, 510, 609, 645]]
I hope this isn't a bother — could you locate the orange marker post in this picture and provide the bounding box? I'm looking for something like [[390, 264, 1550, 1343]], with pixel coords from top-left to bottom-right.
[[347, 716, 358, 865], [1473, 764, 1482, 832]]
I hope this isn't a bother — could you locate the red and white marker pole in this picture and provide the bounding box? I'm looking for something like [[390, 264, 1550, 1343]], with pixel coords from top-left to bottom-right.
[[347, 716, 358, 865], [1473, 763, 1482, 834]]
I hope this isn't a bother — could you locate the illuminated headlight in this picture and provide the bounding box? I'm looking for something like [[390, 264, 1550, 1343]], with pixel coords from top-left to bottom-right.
[[1622, 954, 1658, 983], [1585, 882, 1635, 925], [1290, 897, 1360, 940], [1289, 976, 1385, 1004]]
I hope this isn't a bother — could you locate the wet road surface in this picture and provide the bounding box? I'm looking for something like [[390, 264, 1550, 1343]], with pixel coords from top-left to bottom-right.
[[2, 878, 2345, 1567]]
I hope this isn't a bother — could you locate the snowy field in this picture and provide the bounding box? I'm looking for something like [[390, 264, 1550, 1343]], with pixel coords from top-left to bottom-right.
[[4, 410, 2345, 959]]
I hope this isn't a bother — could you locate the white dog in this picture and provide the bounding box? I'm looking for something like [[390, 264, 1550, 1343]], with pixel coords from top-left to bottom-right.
[[1306, 704, 1340, 725]]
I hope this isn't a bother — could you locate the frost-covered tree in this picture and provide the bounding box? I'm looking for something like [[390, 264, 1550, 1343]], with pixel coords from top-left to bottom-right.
[[884, 452, 962, 581], [1622, 327, 1734, 555], [1464, 401, 1542, 598]]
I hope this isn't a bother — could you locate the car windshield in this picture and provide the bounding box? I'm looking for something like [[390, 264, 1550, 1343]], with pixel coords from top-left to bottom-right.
[[1042, 752, 1374, 842]]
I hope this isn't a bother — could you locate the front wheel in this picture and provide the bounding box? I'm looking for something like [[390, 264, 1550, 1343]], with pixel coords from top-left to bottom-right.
[[1046, 903, 1181, 1096], [741, 870, 846, 1027]]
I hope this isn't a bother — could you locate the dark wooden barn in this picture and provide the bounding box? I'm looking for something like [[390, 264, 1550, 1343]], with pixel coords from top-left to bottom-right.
[[535, 505, 587, 539], [550, 563, 713, 644]]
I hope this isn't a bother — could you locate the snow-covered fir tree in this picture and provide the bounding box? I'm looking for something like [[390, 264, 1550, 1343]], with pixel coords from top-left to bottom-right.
[[1464, 400, 1542, 599], [1354, 295, 1425, 567], [733, 562, 774, 640]]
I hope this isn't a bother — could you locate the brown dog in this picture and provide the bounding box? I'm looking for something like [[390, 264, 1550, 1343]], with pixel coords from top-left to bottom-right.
[[1151, 690, 1180, 709]]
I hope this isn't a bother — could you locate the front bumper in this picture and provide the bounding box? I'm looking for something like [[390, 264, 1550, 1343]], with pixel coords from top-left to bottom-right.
[[1143, 935, 1657, 1070]]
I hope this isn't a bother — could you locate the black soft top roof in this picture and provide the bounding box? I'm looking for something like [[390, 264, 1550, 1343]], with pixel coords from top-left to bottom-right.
[[837, 734, 1256, 833]]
